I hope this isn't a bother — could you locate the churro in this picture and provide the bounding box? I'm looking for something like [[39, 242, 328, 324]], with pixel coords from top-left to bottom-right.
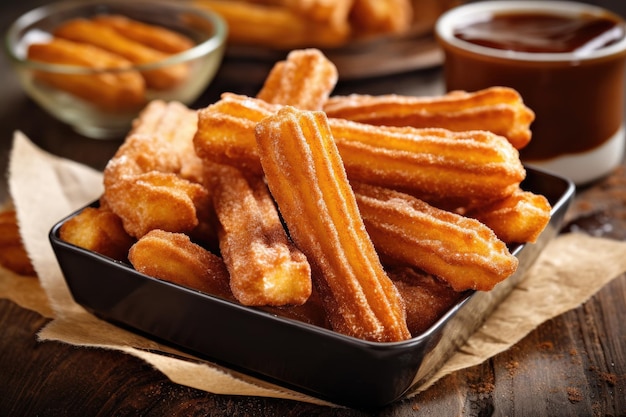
[[207, 163, 312, 306], [255, 106, 411, 342], [194, 0, 411, 47], [276, 0, 354, 29], [387, 266, 466, 336], [91, 14, 194, 54], [329, 119, 525, 204], [59, 206, 135, 262], [193, 93, 273, 175], [195, 93, 526, 205], [194, 0, 350, 48], [129, 229, 233, 299], [349, 0, 413, 37], [104, 101, 210, 239], [257, 48, 338, 110], [27, 38, 146, 111], [323, 87, 535, 149], [54, 18, 189, 90], [353, 182, 519, 291], [128, 227, 325, 325], [466, 188, 552, 244]]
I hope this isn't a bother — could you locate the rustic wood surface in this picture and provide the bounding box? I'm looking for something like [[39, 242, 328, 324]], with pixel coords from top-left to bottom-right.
[[1, 1, 625, 416]]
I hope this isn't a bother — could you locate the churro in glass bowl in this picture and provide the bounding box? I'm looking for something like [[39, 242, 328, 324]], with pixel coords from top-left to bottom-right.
[[5, 0, 227, 139]]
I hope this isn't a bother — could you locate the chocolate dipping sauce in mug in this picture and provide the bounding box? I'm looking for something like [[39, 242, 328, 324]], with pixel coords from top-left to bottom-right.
[[435, 1, 626, 185]]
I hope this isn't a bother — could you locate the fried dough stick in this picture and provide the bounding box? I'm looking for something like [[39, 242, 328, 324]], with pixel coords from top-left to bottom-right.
[[129, 229, 233, 299], [27, 38, 146, 111], [324, 87, 535, 150], [54, 18, 189, 90], [129, 229, 325, 325], [353, 182, 519, 291], [349, 0, 413, 37], [465, 188, 552, 244], [193, 0, 350, 48], [387, 266, 467, 336], [329, 119, 524, 204], [104, 101, 210, 239], [255, 106, 411, 342], [257, 49, 338, 111], [59, 206, 135, 262], [91, 14, 194, 54], [246, 0, 354, 28], [194, 93, 526, 205], [206, 163, 312, 306]]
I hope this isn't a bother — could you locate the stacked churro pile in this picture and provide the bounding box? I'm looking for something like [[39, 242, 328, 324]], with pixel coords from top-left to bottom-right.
[[194, 0, 461, 49], [59, 49, 551, 342]]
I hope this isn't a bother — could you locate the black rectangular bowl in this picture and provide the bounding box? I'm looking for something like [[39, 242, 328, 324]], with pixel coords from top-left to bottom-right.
[[49, 167, 575, 408]]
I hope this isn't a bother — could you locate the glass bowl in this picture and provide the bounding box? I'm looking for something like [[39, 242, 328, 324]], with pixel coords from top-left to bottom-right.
[[5, 0, 227, 139]]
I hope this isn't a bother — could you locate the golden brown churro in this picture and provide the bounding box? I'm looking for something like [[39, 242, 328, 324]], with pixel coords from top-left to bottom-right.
[[465, 188, 552, 244], [329, 119, 525, 204], [129, 229, 233, 299], [59, 206, 135, 262], [207, 163, 312, 306], [194, 0, 421, 48], [349, 0, 413, 37], [54, 18, 189, 89], [27, 38, 146, 111], [324, 87, 535, 149], [194, 0, 350, 48], [353, 182, 519, 291], [387, 266, 466, 336], [255, 106, 411, 342], [257, 49, 338, 111], [104, 101, 210, 239], [91, 14, 194, 54], [194, 93, 526, 205]]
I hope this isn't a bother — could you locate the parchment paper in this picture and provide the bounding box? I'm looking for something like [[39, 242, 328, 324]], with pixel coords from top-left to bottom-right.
[[3, 131, 626, 406]]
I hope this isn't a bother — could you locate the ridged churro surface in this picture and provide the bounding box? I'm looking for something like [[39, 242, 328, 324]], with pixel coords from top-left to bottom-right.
[[54, 18, 189, 89], [92, 14, 194, 54], [104, 101, 209, 238], [59, 206, 135, 262], [129, 229, 233, 299], [324, 87, 535, 149], [195, 94, 526, 205], [466, 188, 552, 244], [257, 49, 338, 110], [353, 182, 519, 291], [27, 38, 146, 110], [255, 106, 411, 342], [207, 163, 312, 306]]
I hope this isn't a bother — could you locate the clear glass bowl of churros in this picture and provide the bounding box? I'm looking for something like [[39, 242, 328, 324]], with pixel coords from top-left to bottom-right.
[[5, 0, 227, 139]]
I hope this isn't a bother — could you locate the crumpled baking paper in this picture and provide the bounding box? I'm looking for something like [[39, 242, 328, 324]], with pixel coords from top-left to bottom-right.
[[3, 131, 626, 406]]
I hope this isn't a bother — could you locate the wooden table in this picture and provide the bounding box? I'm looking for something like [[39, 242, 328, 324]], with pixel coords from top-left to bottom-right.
[[1, 1, 625, 415]]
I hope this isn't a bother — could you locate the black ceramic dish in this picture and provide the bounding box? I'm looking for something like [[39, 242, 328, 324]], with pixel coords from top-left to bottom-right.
[[49, 167, 575, 408]]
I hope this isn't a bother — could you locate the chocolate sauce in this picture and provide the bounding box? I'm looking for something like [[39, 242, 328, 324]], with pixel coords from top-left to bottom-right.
[[454, 12, 624, 54], [442, 10, 626, 162]]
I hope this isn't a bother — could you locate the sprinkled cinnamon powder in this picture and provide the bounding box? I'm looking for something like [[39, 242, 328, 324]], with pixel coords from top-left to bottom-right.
[[599, 372, 617, 386], [505, 360, 520, 377], [566, 387, 583, 403], [538, 341, 554, 350]]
